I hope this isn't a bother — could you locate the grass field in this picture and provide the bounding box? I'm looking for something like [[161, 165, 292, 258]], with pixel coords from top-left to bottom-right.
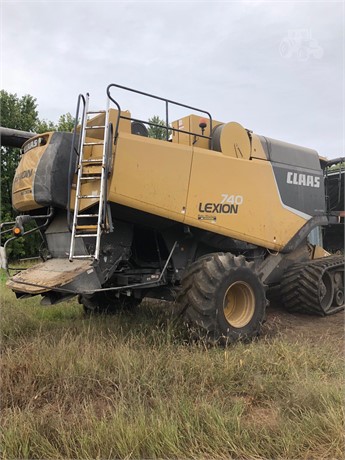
[[1, 270, 344, 459]]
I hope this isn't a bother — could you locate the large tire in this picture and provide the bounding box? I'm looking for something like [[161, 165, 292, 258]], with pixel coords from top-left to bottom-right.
[[79, 292, 141, 315], [177, 253, 267, 345]]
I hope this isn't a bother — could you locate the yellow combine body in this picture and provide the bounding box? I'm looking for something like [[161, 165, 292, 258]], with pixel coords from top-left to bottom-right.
[[3, 83, 344, 344]]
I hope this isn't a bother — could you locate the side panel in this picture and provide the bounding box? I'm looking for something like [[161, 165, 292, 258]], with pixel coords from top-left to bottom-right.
[[12, 134, 52, 211], [34, 132, 75, 209], [184, 148, 307, 251], [258, 136, 325, 216], [272, 163, 325, 216], [107, 133, 193, 222]]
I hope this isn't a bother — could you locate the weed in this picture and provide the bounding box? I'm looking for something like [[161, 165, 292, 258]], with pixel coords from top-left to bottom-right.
[[1, 272, 344, 459]]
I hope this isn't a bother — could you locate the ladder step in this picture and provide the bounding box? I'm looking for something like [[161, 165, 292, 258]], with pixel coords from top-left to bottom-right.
[[69, 97, 109, 262], [81, 159, 103, 164], [87, 110, 106, 114], [84, 142, 104, 146], [76, 225, 98, 230], [80, 176, 101, 181]]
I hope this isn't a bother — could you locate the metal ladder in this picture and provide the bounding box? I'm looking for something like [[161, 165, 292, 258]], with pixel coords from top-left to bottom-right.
[[69, 95, 110, 261]]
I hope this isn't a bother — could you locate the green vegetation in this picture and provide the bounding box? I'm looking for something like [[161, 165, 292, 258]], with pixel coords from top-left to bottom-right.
[[147, 115, 171, 140], [1, 272, 344, 459], [328, 161, 345, 171]]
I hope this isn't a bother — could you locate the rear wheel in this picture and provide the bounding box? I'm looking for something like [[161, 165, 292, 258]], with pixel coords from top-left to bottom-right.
[[79, 292, 142, 315], [177, 253, 267, 345]]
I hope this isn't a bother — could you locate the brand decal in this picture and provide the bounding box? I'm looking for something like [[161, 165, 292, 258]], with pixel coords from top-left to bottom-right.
[[199, 203, 239, 214], [20, 189, 32, 196], [198, 194, 243, 220], [23, 139, 39, 154], [198, 215, 217, 222], [287, 172, 320, 188], [23, 136, 47, 154], [14, 169, 34, 183]]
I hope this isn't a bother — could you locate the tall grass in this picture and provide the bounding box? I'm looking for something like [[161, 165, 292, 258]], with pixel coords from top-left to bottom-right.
[[1, 274, 344, 459]]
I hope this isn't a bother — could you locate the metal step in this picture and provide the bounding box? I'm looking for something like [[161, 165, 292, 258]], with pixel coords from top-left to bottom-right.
[[84, 142, 104, 146], [81, 159, 103, 164], [77, 194, 100, 199], [76, 224, 98, 230], [80, 176, 101, 181], [85, 125, 105, 130], [69, 95, 110, 262]]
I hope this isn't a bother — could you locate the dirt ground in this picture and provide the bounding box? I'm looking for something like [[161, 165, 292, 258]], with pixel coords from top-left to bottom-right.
[[263, 304, 345, 352]]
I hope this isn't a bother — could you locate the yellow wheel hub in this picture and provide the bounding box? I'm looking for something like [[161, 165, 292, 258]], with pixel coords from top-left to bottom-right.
[[223, 281, 255, 328]]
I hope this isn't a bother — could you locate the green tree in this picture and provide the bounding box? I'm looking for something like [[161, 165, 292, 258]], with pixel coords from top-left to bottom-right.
[[35, 118, 56, 134], [0, 90, 39, 131], [1, 91, 39, 218], [35, 112, 75, 134], [0, 91, 41, 259], [147, 115, 171, 140], [57, 113, 75, 132]]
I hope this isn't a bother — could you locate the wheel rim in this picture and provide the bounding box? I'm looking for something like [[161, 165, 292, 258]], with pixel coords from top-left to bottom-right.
[[335, 289, 344, 306], [319, 272, 333, 310], [223, 281, 255, 328]]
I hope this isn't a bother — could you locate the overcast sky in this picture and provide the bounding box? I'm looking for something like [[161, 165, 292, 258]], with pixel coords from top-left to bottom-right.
[[1, 0, 344, 158]]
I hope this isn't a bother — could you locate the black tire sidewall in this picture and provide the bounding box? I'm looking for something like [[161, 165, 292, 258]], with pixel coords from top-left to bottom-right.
[[215, 267, 266, 341]]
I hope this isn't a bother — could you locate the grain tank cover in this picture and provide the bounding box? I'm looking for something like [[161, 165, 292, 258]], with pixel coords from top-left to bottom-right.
[[258, 136, 320, 170]]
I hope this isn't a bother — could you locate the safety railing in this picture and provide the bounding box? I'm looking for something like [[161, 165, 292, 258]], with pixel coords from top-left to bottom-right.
[[106, 83, 213, 146], [67, 94, 87, 231]]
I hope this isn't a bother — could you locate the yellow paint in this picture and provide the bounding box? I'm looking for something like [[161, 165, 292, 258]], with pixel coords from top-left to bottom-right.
[[312, 245, 331, 259], [11, 107, 311, 253], [251, 134, 268, 160], [217, 122, 251, 159], [108, 132, 192, 221], [184, 147, 306, 250], [12, 133, 52, 211], [172, 114, 223, 149]]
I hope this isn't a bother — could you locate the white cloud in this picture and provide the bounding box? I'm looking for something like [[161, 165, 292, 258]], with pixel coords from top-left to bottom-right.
[[1, 0, 343, 157]]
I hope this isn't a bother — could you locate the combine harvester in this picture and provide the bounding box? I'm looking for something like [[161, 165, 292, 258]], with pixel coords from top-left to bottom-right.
[[1, 84, 344, 344]]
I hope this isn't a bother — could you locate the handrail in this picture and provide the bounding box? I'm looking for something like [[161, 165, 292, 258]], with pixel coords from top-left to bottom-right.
[[106, 83, 213, 145], [106, 87, 122, 144], [67, 94, 86, 231]]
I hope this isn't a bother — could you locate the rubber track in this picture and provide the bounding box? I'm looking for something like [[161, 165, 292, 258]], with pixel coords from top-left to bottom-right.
[[281, 255, 344, 316]]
